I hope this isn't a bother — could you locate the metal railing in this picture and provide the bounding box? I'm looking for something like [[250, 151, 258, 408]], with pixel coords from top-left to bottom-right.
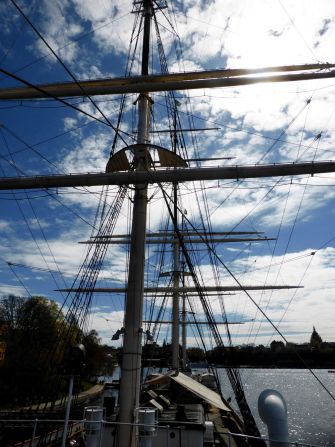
[[0, 417, 325, 447]]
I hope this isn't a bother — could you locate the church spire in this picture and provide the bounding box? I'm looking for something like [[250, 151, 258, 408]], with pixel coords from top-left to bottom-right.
[[310, 326, 322, 350]]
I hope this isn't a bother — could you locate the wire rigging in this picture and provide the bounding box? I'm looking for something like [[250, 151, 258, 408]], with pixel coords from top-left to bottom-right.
[[0, 9, 131, 84], [0, 128, 68, 296], [160, 186, 335, 403], [0, 66, 131, 139], [156, 176, 264, 438], [9, 0, 129, 145]]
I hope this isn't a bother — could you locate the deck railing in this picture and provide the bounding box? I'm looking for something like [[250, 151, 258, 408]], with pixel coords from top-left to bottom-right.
[[0, 417, 325, 447]]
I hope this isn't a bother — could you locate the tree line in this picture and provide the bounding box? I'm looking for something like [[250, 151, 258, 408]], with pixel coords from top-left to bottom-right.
[[141, 327, 335, 368], [1, 293, 331, 408], [0, 295, 115, 407]]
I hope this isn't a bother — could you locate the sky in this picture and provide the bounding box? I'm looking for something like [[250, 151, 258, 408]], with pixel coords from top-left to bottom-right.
[[0, 0, 335, 352]]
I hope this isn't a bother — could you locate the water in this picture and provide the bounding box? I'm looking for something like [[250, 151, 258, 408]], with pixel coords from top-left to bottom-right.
[[217, 368, 335, 446]]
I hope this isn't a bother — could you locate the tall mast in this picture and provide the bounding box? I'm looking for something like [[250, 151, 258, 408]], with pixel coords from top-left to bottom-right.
[[117, 1, 153, 446], [171, 187, 180, 369], [181, 291, 187, 369], [172, 104, 180, 369]]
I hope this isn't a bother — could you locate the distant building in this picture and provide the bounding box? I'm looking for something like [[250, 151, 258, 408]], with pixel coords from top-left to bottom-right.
[[310, 326, 323, 350]]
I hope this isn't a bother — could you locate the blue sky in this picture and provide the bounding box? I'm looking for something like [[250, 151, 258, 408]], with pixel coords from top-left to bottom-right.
[[0, 0, 335, 348]]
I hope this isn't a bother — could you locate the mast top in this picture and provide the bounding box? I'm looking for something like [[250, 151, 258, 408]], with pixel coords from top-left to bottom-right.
[[132, 0, 167, 12]]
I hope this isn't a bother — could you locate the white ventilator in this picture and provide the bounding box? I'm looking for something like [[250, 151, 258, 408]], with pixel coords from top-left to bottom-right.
[[258, 389, 289, 447]]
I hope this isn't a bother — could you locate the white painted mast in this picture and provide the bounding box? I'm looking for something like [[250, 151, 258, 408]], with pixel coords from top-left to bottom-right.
[[117, 1, 153, 446], [181, 292, 187, 369], [172, 103, 181, 370], [172, 215, 180, 370]]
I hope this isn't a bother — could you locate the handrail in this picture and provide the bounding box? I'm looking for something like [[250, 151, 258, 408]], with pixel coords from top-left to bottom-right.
[[1, 417, 325, 447]]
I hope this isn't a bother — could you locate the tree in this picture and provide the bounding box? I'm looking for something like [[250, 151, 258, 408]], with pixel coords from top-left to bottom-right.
[[0, 295, 65, 404], [0, 294, 113, 406], [186, 347, 206, 362], [270, 340, 285, 352], [82, 329, 105, 380], [0, 294, 25, 329]]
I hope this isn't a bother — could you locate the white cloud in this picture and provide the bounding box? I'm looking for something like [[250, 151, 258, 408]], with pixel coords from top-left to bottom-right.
[[87, 309, 125, 345], [172, 0, 335, 68], [70, 0, 133, 57], [0, 220, 10, 231], [59, 131, 111, 173], [0, 283, 26, 296], [225, 247, 335, 343], [63, 117, 78, 131], [34, 0, 84, 64], [2, 0, 335, 352]]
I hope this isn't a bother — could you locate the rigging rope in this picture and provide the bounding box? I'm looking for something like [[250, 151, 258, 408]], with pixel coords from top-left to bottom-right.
[[9, 0, 129, 146], [160, 187, 335, 404], [0, 67, 132, 140], [150, 5, 266, 438], [0, 128, 68, 296], [10, 184, 128, 412], [156, 177, 264, 440]]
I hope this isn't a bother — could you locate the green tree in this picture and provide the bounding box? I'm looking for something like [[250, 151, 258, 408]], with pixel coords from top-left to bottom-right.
[[0, 295, 66, 405], [186, 347, 206, 362], [0, 295, 113, 406], [82, 329, 105, 380], [0, 294, 25, 329]]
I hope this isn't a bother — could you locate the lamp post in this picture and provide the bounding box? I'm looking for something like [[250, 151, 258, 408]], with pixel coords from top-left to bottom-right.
[[61, 344, 86, 447]]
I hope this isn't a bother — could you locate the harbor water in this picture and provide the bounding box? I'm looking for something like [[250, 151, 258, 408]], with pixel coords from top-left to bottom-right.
[[217, 368, 335, 446]]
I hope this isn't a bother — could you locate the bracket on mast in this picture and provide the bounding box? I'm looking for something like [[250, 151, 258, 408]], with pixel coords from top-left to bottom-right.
[[106, 143, 188, 172]]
